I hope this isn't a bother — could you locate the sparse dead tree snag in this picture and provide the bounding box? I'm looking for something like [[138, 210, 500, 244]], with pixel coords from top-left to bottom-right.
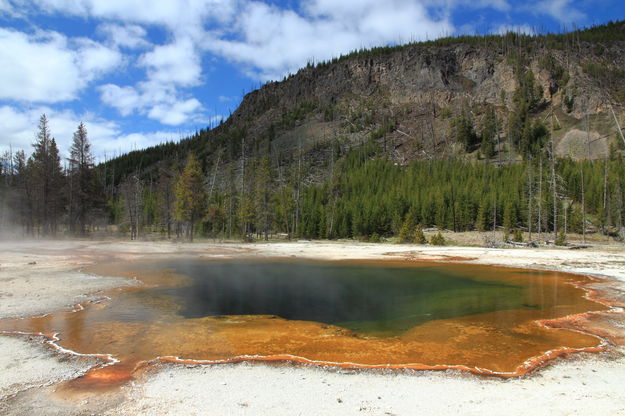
[[538, 157, 543, 241], [549, 107, 561, 242], [122, 174, 142, 240], [527, 157, 533, 241], [610, 106, 625, 148], [157, 163, 175, 239]]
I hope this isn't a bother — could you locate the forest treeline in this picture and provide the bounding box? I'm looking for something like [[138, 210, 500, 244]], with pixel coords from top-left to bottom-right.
[[0, 114, 623, 243]]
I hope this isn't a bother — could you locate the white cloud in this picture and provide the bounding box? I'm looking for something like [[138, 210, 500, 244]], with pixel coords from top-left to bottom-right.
[[139, 38, 201, 87], [99, 84, 142, 116], [94, 130, 184, 159], [147, 98, 202, 126], [31, 0, 237, 36], [495, 24, 536, 35], [207, 0, 454, 80], [99, 82, 203, 126], [75, 37, 124, 76], [472, 0, 510, 11], [98, 34, 204, 126], [218, 95, 238, 103], [0, 28, 121, 103], [97, 23, 150, 49], [432, 0, 510, 12], [0, 0, 13, 14], [531, 0, 585, 24]]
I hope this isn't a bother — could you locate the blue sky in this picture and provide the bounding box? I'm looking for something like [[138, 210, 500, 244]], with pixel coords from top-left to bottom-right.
[[0, 0, 623, 161]]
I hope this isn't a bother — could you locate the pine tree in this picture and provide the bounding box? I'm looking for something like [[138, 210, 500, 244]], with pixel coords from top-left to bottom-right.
[[174, 155, 207, 241], [30, 115, 64, 236], [68, 122, 95, 235], [452, 110, 479, 151], [398, 213, 416, 243], [414, 224, 427, 244], [479, 108, 497, 158]]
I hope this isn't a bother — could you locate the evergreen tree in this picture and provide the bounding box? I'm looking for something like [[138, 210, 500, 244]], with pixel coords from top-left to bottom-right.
[[452, 110, 479, 151], [398, 213, 416, 243], [479, 108, 497, 158], [68, 122, 96, 235], [414, 224, 427, 244], [174, 155, 207, 241], [30, 115, 64, 235]]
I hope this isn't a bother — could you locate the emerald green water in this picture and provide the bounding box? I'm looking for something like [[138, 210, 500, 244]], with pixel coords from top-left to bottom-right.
[[152, 260, 526, 335]]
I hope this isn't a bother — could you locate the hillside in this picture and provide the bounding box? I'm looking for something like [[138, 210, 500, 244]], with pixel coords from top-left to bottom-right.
[[104, 21, 625, 185]]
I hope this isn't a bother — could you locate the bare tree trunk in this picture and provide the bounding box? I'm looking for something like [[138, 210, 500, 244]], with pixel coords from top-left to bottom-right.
[[550, 110, 557, 242], [294, 139, 302, 237], [538, 158, 543, 241], [611, 106, 625, 148], [616, 179, 624, 240], [208, 150, 221, 201], [492, 193, 497, 240], [527, 158, 533, 241], [241, 136, 246, 236], [603, 161, 608, 237], [581, 168, 586, 243]]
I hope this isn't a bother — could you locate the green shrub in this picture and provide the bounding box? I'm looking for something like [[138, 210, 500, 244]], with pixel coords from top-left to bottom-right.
[[370, 232, 382, 243], [398, 214, 416, 243], [555, 230, 567, 246], [414, 225, 427, 244], [430, 232, 446, 246]]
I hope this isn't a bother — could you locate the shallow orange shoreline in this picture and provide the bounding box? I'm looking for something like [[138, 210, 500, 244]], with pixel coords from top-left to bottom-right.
[[1, 257, 622, 387]]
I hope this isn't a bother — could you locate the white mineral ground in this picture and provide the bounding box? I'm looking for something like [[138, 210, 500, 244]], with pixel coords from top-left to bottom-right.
[[1, 238, 624, 415]]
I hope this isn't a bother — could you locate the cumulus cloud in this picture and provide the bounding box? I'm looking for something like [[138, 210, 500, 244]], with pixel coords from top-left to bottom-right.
[[139, 38, 201, 87], [147, 98, 202, 126], [31, 0, 237, 35], [426, 0, 510, 12], [207, 0, 454, 80], [99, 81, 203, 126], [97, 33, 205, 125], [0, 0, 14, 14], [99, 84, 142, 116], [97, 23, 150, 49], [94, 130, 186, 158], [531, 0, 585, 24], [0, 28, 121, 103]]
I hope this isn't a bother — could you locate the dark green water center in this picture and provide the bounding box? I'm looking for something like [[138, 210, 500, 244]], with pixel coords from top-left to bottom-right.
[[154, 260, 527, 335]]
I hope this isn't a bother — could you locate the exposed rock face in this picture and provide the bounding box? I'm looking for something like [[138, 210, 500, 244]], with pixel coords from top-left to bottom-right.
[[556, 129, 608, 160], [223, 40, 623, 163]]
